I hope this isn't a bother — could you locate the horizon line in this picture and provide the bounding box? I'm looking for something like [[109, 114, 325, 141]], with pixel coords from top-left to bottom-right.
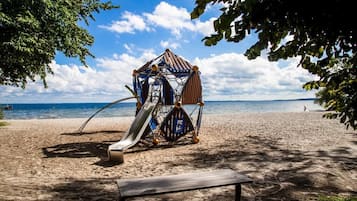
[[1, 98, 317, 105]]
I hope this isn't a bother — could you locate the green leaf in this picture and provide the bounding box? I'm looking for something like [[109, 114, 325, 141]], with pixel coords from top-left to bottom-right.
[[191, 0, 357, 129], [0, 0, 118, 88]]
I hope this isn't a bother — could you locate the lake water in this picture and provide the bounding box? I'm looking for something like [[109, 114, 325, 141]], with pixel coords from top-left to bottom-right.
[[1, 99, 323, 120]]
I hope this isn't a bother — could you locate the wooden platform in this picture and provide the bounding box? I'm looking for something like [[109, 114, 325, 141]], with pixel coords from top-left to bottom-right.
[[117, 169, 253, 201]]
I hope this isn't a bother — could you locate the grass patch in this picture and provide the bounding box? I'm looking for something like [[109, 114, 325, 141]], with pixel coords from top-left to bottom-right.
[[0, 121, 9, 127], [319, 196, 357, 201]]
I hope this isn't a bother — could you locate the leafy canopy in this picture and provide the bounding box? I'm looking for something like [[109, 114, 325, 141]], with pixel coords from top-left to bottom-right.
[[192, 0, 357, 129], [0, 0, 117, 88]]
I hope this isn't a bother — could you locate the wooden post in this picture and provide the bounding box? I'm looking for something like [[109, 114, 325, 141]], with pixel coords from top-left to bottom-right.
[[235, 184, 241, 201]]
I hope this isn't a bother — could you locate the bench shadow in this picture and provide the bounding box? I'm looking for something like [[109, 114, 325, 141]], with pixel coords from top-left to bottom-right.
[[43, 178, 118, 201]]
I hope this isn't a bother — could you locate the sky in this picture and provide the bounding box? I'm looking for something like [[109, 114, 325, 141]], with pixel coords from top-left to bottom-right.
[[0, 0, 318, 103]]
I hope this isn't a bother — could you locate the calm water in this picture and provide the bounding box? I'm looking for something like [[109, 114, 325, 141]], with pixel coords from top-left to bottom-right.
[[1, 100, 323, 120]]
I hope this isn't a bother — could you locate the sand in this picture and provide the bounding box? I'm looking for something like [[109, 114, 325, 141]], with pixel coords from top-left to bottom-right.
[[0, 112, 356, 201]]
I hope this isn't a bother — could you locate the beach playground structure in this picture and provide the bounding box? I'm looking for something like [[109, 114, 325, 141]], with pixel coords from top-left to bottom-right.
[[79, 49, 204, 162]]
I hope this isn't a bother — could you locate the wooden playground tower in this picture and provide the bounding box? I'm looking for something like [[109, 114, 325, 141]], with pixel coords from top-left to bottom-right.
[[94, 49, 205, 162], [132, 49, 203, 141]]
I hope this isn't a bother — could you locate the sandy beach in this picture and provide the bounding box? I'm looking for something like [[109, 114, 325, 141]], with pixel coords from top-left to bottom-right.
[[0, 112, 356, 200]]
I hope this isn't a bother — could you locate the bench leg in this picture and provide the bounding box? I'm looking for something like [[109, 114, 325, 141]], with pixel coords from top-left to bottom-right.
[[118, 192, 125, 201], [235, 184, 241, 201]]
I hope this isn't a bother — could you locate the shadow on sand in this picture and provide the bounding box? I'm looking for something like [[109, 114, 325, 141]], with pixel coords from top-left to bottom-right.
[[160, 135, 357, 200], [43, 130, 125, 159], [42, 142, 112, 158], [61, 130, 125, 136], [42, 135, 194, 160], [43, 178, 118, 201], [42, 133, 356, 200], [44, 177, 241, 201]]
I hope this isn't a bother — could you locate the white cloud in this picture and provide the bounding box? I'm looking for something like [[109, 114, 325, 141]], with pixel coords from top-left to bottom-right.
[[0, 51, 317, 103], [99, 11, 149, 34], [160, 40, 180, 49], [96, 50, 156, 75], [99, 2, 216, 39], [123, 43, 134, 54], [194, 17, 216, 36], [0, 50, 157, 103], [193, 53, 317, 100], [144, 2, 194, 37], [143, 2, 216, 37]]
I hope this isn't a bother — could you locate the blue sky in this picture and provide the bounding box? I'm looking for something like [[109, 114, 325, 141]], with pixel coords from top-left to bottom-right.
[[0, 1, 317, 103]]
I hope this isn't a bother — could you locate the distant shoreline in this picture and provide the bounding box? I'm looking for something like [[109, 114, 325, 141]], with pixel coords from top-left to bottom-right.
[[1, 98, 318, 105]]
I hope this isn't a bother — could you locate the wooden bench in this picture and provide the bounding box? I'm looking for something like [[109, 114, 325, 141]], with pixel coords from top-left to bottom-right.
[[116, 169, 253, 201]]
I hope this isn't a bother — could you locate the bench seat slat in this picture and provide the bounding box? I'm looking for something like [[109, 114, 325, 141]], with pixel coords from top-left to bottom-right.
[[117, 169, 252, 198]]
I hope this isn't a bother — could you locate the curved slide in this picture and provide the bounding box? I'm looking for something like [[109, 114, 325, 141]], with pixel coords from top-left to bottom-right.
[[108, 100, 158, 162]]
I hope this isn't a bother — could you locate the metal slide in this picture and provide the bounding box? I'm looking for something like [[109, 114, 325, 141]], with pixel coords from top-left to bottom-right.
[[108, 100, 158, 162]]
